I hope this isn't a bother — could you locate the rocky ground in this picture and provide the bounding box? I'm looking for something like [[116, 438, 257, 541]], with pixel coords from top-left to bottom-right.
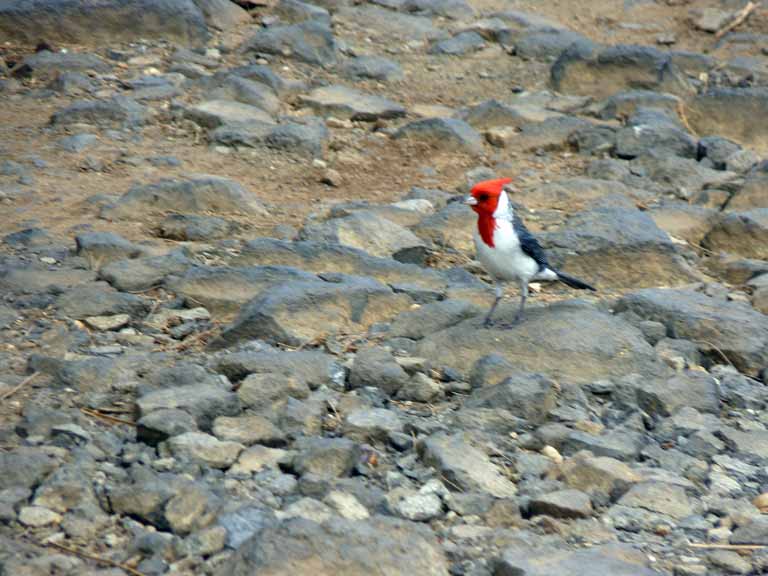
[[1, 0, 768, 574]]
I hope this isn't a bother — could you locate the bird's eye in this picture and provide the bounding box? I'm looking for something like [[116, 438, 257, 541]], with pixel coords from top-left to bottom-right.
[[478, 194, 489, 202]]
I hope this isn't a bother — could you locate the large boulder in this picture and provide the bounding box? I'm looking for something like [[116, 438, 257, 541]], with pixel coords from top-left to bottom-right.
[[541, 197, 699, 289], [243, 21, 337, 67], [702, 209, 768, 259], [221, 516, 449, 576], [415, 301, 666, 383], [300, 85, 406, 121], [165, 265, 317, 318], [551, 44, 693, 100], [211, 275, 412, 348], [616, 288, 768, 376], [728, 163, 768, 210], [494, 543, 657, 576], [0, 0, 211, 46], [687, 88, 768, 154], [299, 211, 426, 262], [101, 176, 268, 220], [231, 238, 449, 292]]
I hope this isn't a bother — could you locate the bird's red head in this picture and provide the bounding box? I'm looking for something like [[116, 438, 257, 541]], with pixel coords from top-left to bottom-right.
[[466, 178, 513, 215]]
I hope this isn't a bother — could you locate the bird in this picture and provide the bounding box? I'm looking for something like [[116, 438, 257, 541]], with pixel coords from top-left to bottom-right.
[[465, 177, 596, 327]]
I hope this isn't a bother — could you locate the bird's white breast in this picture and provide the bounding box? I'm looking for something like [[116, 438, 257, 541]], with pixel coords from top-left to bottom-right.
[[473, 217, 539, 282]]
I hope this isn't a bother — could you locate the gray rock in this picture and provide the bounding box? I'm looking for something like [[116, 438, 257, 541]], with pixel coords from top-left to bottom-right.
[[12, 50, 110, 77], [244, 21, 337, 67], [166, 265, 315, 317], [617, 482, 692, 520], [215, 348, 343, 391], [157, 213, 234, 241], [728, 163, 768, 209], [50, 96, 149, 128], [212, 275, 412, 348], [707, 550, 752, 575], [411, 201, 475, 252], [615, 108, 697, 159], [429, 31, 485, 55], [213, 415, 286, 447], [562, 429, 643, 460], [300, 85, 405, 121], [349, 346, 410, 396], [137, 408, 199, 446], [340, 55, 403, 81], [58, 133, 99, 153], [631, 151, 735, 196], [196, 0, 250, 30], [597, 90, 681, 120], [687, 87, 768, 152], [136, 380, 240, 431], [393, 491, 443, 521], [616, 288, 768, 377], [416, 302, 665, 383], [167, 432, 244, 469], [731, 516, 768, 545], [207, 76, 280, 115], [299, 211, 425, 261], [100, 250, 193, 292], [293, 437, 359, 478], [56, 282, 148, 319], [393, 117, 483, 154], [342, 408, 404, 443], [560, 452, 640, 501], [457, 99, 564, 130], [389, 300, 480, 339], [183, 99, 275, 129], [617, 371, 720, 418], [466, 372, 557, 424], [221, 516, 449, 575], [494, 543, 657, 576], [236, 372, 309, 412], [217, 505, 277, 549], [75, 231, 145, 267], [0, 447, 60, 491], [515, 29, 593, 61], [703, 209, 768, 259], [402, 0, 473, 19], [530, 488, 593, 519], [419, 432, 517, 497], [163, 483, 221, 536], [0, 0, 210, 46], [211, 119, 328, 157], [542, 199, 698, 288], [275, 0, 331, 24], [551, 43, 692, 100], [225, 64, 290, 95], [231, 237, 450, 293], [103, 176, 268, 219]]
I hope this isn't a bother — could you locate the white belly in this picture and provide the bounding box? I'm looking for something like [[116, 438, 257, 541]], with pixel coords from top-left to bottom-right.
[[473, 221, 540, 283]]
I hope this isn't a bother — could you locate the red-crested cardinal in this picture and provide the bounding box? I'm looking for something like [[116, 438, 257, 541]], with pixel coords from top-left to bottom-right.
[[465, 177, 596, 326]]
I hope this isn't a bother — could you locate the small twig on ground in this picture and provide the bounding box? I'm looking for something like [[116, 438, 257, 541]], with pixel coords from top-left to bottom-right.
[[714, 2, 760, 40], [45, 541, 147, 576], [0, 373, 40, 401], [694, 340, 736, 369], [80, 407, 137, 427], [689, 542, 766, 551]]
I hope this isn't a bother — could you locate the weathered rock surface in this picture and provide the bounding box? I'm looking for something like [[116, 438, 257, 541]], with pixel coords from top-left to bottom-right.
[[416, 302, 666, 382], [616, 288, 768, 376], [222, 516, 449, 575]]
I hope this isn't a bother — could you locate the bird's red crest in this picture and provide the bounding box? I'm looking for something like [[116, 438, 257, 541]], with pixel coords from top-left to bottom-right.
[[470, 178, 512, 248]]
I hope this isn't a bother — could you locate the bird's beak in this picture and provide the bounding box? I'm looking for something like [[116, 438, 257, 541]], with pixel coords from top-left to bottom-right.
[[464, 196, 478, 206]]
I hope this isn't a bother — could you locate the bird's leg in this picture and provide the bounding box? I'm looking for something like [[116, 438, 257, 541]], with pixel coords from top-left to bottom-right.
[[483, 283, 504, 327], [513, 281, 528, 324]]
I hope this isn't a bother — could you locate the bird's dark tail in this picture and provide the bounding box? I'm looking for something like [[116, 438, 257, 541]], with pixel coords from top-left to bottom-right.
[[555, 270, 596, 291]]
